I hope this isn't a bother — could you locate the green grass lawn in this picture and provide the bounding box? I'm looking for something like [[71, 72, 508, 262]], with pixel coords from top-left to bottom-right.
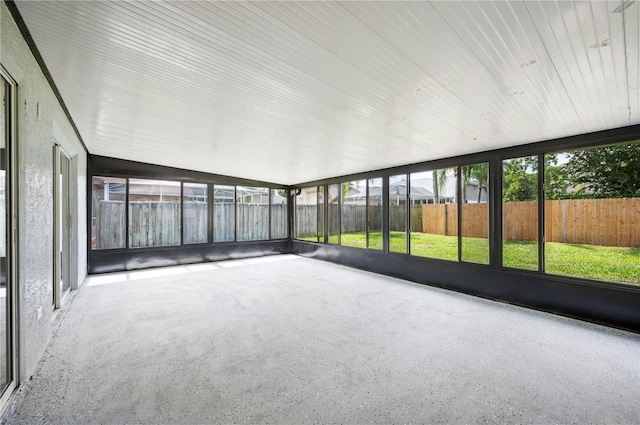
[[297, 235, 319, 242], [545, 242, 640, 284], [311, 231, 640, 285]]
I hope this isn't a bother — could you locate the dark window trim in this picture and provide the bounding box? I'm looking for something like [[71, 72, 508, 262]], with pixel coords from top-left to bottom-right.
[[89, 155, 286, 189], [233, 186, 237, 242], [322, 185, 328, 244], [382, 177, 389, 253], [291, 240, 640, 333], [125, 177, 130, 249], [127, 177, 182, 250], [405, 174, 411, 255], [538, 153, 545, 273], [290, 185, 318, 242], [365, 179, 370, 249], [88, 157, 289, 269], [457, 166, 462, 262], [182, 181, 209, 246], [268, 189, 272, 241], [207, 183, 214, 244], [294, 124, 640, 187], [499, 155, 543, 274], [327, 183, 340, 245], [180, 182, 184, 246], [291, 125, 640, 292]]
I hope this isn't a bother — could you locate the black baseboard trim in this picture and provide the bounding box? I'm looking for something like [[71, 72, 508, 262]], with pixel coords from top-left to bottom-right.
[[89, 240, 290, 274], [291, 241, 640, 333]]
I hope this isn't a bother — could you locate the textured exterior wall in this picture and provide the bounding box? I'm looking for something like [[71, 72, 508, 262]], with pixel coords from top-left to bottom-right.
[[1, 3, 87, 380]]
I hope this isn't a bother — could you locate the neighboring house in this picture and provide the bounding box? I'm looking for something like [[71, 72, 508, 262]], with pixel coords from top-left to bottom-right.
[[296, 186, 318, 205], [297, 176, 489, 206], [216, 186, 285, 204], [410, 176, 456, 204], [93, 178, 183, 202], [93, 177, 284, 205], [463, 182, 489, 203], [343, 185, 364, 204], [411, 175, 488, 204]]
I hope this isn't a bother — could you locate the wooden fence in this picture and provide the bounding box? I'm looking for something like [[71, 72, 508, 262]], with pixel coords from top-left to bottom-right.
[[295, 205, 318, 238], [294, 204, 422, 237], [422, 204, 458, 236], [213, 203, 235, 242], [340, 205, 367, 233], [503, 201, 536, 241], [96, 198, 639, 248], [128, 202, 182, 248], [183, 202, 208, 244], [236, 204, 268, 241], [390, 205, 423, 233], [422, 198, 639, 247], [94, 201, 288, 248], [270, 205, 288, 239], [544, 198, 639, 247], [94, 201, 127, 249], [421, 203, 489, 238]]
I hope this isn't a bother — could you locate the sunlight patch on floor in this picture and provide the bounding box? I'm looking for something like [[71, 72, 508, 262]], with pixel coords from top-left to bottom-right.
[[85, 255, 300, 287]]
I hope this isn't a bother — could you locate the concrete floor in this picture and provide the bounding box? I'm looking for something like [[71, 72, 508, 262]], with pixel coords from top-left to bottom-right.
[[3, 255, 639, 424]]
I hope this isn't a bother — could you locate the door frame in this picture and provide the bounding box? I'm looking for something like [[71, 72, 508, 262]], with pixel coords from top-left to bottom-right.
[[52, 144, 71, 309], [0, 65, 19, 412]]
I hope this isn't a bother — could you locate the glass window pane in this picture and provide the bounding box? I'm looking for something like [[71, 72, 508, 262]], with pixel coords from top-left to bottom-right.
[[183, 183, 208, 245], [461, 163, 489, 264], [340, 180, 366, 248], [545, 143, 640, 285], [317, 186, 324, 242], [294, 187, 317, 241], [214, 185, 235, 242], [270, 189, 288, 239], [410, 169, 458, 261], [367, 177, 383, 250], [236, 187, 269, 241], [91, 177, 126, 249], [503, 157, 538, 270], [389, 174, 407, 253], [129, 179, 181, 248], [328, 184, 340, 244]]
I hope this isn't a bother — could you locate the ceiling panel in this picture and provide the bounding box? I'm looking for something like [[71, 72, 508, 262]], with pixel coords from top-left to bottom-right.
[[14, 1, 640, 185]]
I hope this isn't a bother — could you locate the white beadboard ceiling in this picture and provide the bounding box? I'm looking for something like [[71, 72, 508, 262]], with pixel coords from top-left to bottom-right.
[[15, 1, 640, 185]]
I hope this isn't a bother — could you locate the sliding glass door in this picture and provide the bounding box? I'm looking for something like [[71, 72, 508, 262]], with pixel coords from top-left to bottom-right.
[[0, 68, 17, 409]]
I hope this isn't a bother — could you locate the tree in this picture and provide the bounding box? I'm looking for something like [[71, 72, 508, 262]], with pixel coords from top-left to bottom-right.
[[431, 170, 439, 204], [543, 155, 572, 200], [341, 181, 363, 203], [431, 168, 449, 204], [502, 157, 537, 202], [501, 155, 574, 201], [462, 163, 489, 203], [565, 143, 640, 198]]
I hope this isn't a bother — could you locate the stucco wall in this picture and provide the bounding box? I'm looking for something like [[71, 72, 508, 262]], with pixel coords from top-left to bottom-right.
[[1, 3, 87, 380]]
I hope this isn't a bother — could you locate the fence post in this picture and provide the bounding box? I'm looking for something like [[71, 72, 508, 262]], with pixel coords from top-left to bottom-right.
[[561, 200, 567, 243]]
